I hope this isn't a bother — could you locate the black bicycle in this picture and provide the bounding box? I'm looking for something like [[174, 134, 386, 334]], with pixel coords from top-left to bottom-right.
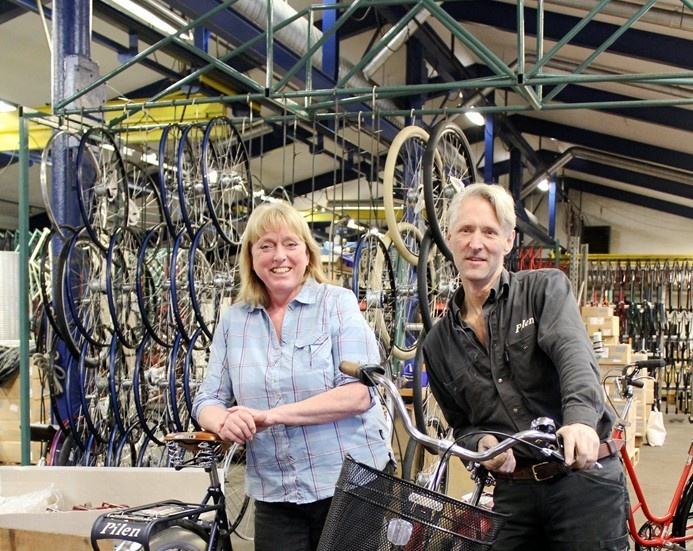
[[91, 431, 238, 551]]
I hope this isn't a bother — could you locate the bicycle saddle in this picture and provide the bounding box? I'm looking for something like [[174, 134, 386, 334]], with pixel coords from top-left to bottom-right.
[[165, 431, 230, 452]]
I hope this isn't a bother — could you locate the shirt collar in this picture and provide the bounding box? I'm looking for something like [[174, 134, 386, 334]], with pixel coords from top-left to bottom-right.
[[243, 276, 319, 312], [451, 269, 510, 323]]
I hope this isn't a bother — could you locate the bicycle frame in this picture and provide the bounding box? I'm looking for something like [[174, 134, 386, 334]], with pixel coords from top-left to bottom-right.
[[610, 358, 692, 550], [91, 438, 234, 551]]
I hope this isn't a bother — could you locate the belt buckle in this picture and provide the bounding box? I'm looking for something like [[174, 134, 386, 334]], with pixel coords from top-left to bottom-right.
[[531, 462, 555, 482]]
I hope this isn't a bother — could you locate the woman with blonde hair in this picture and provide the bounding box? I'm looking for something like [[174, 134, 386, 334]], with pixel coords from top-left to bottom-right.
[[193, 201, 393, 551]]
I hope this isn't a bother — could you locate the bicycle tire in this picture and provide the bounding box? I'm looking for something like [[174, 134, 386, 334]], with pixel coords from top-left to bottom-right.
[[351, 231, 397, 361], [417, 229, 458, 333], [40, 130, 80, 240], [59, 227, 113, 349], [168, 333, 193, 432], [222, 443, 252, 535], [159, 123, 188, 237], [189, 222, 236, 340], [136, 224, 177, 348], [133, 333, 172, 445], [202, 115, 254, 246], [177, 123, 208, 239], [148, 524, 208, 550], [75, 127, 129, 249], [170, 228, 198, 344], [672, 474, 693, 544], [385, 227, 424, 361], [107, 226, 144, 349], [423, 121, 477, 262], [383, 125, 429, 266], [184, 328, 209, 430], [78, 340, 112, 446], [109, 333, 136, 434]]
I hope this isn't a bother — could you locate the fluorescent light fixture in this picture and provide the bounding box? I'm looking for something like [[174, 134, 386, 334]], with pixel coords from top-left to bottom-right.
[[465, 109, 485, 127], [537, 178, 550, 192], [108, 0, 192, 40], [0, 100, 16, 113]]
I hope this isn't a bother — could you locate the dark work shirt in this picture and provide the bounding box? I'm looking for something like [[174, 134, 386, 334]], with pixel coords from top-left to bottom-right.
[[422, 268, 615, 462]]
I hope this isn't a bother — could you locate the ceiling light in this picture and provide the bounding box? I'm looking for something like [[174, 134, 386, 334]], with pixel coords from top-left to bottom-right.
[[465, 109, 485, 127], [107, 0, 192, 40], [537, 178, 550, 192], [0, 101, 17, 113]]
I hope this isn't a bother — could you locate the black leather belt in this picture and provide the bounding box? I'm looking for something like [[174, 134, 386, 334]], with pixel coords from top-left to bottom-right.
[[492, 438, 624, 483]]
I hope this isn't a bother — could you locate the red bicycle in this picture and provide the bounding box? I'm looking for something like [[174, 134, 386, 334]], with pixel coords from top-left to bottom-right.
[[607, 358, 691, 550]]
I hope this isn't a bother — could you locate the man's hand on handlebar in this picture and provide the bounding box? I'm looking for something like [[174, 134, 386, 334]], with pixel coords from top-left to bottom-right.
[[478, 434, 516, 473], [556, 422, 600, 470]]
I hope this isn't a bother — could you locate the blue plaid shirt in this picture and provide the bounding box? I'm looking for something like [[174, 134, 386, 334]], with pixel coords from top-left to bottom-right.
[[192, 278, 393, 503]]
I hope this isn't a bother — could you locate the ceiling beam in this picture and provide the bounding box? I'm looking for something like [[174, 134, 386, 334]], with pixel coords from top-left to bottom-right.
[[563, 176, 693, 220]]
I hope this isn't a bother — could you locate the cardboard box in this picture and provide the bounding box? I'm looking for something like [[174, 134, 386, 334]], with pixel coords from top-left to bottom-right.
[[599, 344, 632, 366], [581, 305, 615, 318], [0, 441, 43, 464], [586, 316, 620, 338]]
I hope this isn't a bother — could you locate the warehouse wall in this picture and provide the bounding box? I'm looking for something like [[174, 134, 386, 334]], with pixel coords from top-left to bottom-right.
[[532, 192, 693, 256]]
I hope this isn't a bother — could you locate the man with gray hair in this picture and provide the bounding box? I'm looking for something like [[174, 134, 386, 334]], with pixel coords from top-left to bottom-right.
[[422, 183, 629, 550]]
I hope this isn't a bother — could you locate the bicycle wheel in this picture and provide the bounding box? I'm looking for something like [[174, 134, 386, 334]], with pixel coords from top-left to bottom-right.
[[109, 333, 137, 434], [134, 333, 173, 445], [40, 130, 81, 240], [351, 231, 397, 361], [423, 121, 477, 262], [170, 228, 199, 344], [107, 226, 144, 349], [202, 115, 253, 246], [168, 333, 195, 432], [417, 229, 458, 333], [136, 224, 177, 348], [672, 475, 693, 546], [58, 227, 113, 348], [159, 123, 188, 237], [75, 127, 129, 249], [177, 123, 208, 238], [148, 525, 208, 550], [125, 159, 165, 231], [383, 125, 429, 266], [184, 329, 210, 430], [386, 228, 424, 361], [223, 443, 252, 536], [78, 341, 113, 446], [402, 395, 452, 495], [189, 222, 237, 339]]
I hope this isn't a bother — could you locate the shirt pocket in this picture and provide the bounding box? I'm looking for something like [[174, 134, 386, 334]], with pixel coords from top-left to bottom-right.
[[291, 332, 335, 398], [293, 332, 331, 370]]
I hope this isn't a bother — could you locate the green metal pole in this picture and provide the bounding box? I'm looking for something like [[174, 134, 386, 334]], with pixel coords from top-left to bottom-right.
[[18, 109, 31, 465]]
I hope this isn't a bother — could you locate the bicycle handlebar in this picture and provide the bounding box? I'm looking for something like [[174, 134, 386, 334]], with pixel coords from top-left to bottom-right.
[[619, 358, 665, 389], [340, 361, 564, 463]]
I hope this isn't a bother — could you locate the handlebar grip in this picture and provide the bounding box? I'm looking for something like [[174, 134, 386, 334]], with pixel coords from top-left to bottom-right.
[[339, 361, 361, 377], [634, 359, 665, 369], [339, 361, 386, 386], [629, 379, 645, 388]]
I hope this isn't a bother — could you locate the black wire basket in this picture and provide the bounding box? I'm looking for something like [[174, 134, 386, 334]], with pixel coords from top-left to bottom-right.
[[317, 456, 507, 551]]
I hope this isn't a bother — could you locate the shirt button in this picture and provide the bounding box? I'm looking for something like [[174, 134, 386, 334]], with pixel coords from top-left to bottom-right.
[[498, 378, 503, 383], [512, 407, 519, 413]]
